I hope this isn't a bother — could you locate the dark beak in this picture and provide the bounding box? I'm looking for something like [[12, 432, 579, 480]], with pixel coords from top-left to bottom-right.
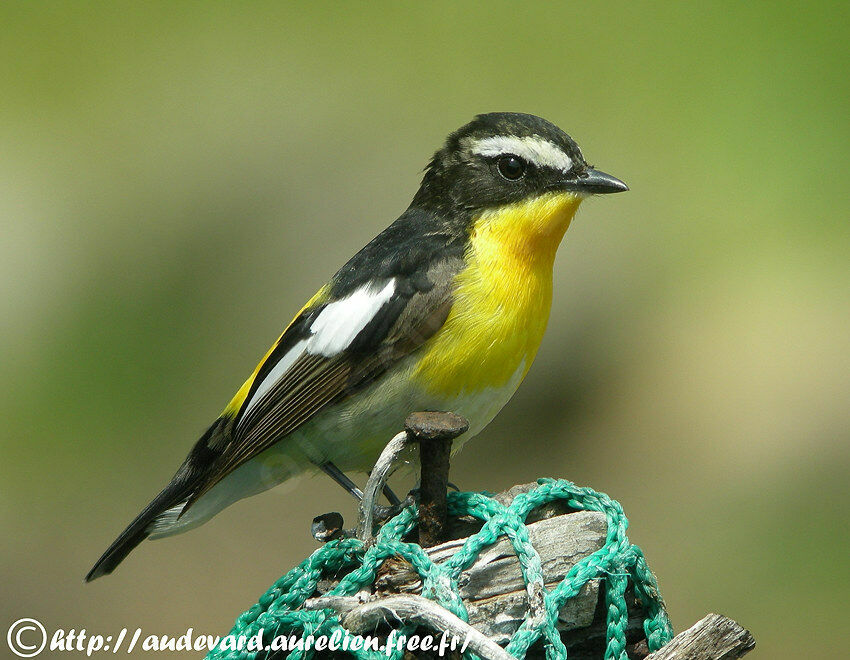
[[567, 167, 629, 194]]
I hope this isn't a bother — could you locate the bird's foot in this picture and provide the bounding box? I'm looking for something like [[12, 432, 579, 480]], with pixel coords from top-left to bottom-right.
[[371, 492, 416, 526]]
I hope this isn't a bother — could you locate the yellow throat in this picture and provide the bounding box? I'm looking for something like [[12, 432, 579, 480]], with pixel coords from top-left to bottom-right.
[[414, 191, 583, 397]]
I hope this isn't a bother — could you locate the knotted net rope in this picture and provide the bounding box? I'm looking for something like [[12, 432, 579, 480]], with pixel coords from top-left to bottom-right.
[[208, 478, 673, 660]]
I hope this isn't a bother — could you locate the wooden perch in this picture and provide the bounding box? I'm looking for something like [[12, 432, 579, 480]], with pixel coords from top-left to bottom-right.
[[356, 430, 409, 541], [305, 414, 755, 659], [374, 506, 607, 643], [315, 480, 647, 656], [305, 594, 514, 660], [644, 613, 755, 660]]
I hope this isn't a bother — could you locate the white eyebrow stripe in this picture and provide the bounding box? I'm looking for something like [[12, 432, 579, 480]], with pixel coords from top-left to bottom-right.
[[469, 135, 573, 171]]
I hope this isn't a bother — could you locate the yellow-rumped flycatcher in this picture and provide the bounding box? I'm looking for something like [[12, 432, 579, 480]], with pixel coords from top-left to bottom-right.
[[87, 112, 627, 580]]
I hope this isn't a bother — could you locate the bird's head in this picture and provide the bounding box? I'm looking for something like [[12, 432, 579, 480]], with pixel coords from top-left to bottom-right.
[[412, 113, 627, 249]]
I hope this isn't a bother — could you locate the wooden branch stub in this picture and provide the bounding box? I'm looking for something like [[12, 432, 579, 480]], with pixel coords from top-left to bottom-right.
[[311, 512, 345, 543], [356, 430, 410, 541], [644, 613, 755, 660], [405, 412, 468, 548]]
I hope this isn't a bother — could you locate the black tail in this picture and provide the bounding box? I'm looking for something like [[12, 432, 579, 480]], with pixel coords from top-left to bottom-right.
[[84, 479, 193, 582], [85, 419, 228, 582]]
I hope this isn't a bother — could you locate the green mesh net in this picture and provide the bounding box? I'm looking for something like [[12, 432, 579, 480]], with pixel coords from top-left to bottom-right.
[[207, 478, 673, 659]]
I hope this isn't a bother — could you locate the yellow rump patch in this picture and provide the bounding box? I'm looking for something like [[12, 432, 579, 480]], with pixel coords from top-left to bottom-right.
[[221, 285, 329, 418], [413, 192, 582, 397]]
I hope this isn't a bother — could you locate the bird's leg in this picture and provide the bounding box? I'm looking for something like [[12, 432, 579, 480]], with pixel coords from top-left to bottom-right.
[[318, 461, 363, 501], [319, 462, 406, 519], [375, 475, 404, 518], [379, 481, 402, 505]]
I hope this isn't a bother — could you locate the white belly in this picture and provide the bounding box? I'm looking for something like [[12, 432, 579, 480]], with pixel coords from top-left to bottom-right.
[[159, 359, 525, 537]]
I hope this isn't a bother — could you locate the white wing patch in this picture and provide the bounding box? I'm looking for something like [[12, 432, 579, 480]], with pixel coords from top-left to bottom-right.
[[307, 279, 396, 357], [244, 338, 309, 415], [239, 279, 396, 420], [468, 135, 573, 172]]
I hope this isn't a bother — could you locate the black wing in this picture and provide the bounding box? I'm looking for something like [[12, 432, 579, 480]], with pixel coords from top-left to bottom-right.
[[85, 211, 465, 581], [188, 227, 465, 504]]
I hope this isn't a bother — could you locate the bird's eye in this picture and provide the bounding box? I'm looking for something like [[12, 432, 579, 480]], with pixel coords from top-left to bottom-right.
[[496, 154, 526, 180]]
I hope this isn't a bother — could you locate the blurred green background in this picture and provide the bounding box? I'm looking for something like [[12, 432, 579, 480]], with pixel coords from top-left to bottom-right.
[[1, 2, 848, 658]]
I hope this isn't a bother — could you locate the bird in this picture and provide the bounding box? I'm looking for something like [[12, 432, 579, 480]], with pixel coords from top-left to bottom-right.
[[86, 112, 627, 581]]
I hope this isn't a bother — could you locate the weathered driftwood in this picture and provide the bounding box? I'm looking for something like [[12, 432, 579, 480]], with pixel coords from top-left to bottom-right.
[[374, 508, 607, 643], [305, 594, 514, 660], [312, 480, 647, 654], [643, 613, 755, 660], [306, 415, 754, 659]]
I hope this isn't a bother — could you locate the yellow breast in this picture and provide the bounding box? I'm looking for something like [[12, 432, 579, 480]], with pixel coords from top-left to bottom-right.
[[413, 192, 582, 397]]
